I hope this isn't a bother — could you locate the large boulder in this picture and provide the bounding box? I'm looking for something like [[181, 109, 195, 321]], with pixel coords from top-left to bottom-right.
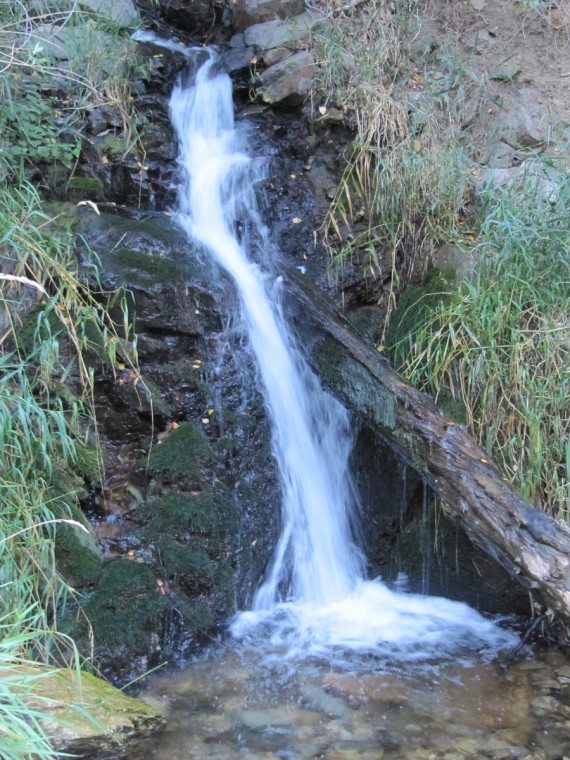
[[80, 0, 140, 27], [7, 666, 164, 757], [232, 0, 305, 31]]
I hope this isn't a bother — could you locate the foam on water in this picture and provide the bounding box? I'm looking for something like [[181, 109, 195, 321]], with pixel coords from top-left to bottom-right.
[[160, 39, 518, 663]]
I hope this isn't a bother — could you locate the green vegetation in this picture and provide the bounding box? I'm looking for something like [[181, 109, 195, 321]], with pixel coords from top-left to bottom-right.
[[390, 167, 570, 517], [142, 492, 219, 536], [315, 0, 569, 519], [77, 559, 168, 657], [313, 0, 472, 319], [0, 3, 145, 753], [0, 0, 143, 182], [148, 421, 214, 486]]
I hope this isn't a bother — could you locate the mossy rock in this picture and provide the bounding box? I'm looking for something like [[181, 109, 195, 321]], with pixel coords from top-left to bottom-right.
[[74, 442, 103, 482], [66, 176, 105, 201], [14, 304, 63, 356], [53, 502, 103, 588], [117, 374, 172, 420], [148, 421, 214, 487], [141, 492, 219, 537], [156, 536, 215, 592], [5, 666, 164, 757], [211, 560, 236, 619], [109, 248, 188, 286], [80, 559, 168, 657]]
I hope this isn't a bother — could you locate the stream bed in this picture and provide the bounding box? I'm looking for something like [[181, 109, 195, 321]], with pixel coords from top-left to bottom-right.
[[129, 638, 570, 760]]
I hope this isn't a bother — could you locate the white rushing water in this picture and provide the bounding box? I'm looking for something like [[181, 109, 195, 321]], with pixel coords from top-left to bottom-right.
[[166, 45, 517, 663]]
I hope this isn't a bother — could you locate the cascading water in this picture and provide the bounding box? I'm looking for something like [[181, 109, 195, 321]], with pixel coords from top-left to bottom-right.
[[162, 41, 517, 663]]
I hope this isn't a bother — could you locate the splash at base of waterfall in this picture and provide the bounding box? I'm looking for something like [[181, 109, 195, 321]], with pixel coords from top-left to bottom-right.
[[231, 578, 517, 666]]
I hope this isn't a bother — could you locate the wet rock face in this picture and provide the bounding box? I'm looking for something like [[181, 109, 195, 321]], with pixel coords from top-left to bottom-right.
[[63, 208, 282, 682], [136, 0, 221, 36]]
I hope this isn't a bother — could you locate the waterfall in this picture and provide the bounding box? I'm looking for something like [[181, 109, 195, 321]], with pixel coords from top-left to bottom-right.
[[163, 43, 517, 662]]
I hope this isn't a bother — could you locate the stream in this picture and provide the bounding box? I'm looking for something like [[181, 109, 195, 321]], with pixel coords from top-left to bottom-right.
[[126, 37, 570, 760]]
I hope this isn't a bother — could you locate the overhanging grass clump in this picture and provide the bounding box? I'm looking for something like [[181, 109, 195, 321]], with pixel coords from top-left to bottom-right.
[[391, 164, 570, 517]]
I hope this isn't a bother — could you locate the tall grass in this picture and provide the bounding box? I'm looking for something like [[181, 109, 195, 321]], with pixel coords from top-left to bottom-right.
[[0, 180, 138, 760], [313, 0, 472, 316], [391, 163, 570, 518]]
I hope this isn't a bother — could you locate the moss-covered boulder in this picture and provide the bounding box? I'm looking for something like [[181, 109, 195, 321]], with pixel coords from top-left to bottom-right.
[[53, 502, 103, 588], [6, 666, 164, 757], [79, 559, 168, 669], [142, 492, 219, 537], [156, 536, 215, 592], [148, 421, 214, 487]]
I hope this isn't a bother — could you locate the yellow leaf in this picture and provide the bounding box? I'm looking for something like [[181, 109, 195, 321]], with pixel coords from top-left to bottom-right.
[[128, 549, 135, 557], [413, 139, 421, 153], [376, 344, 384, 352], [101, 155, 109, 164], [290, 173, 296, 180], [171, 421, 180, 430]]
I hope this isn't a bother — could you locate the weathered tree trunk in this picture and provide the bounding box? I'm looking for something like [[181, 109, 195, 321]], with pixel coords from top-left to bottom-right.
[[286, 272, 570, 620]]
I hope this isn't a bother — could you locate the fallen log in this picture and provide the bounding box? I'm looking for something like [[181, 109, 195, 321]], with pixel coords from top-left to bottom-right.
[[285, 271, 570, 621]]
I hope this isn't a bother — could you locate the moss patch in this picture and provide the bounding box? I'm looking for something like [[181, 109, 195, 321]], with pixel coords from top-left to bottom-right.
[[6, 666, 164, 755], [386, 269, 451, 367], [211, 561, 236, 619], [142, 492, 218, 536], [80, 559, 168, 656], [148, 421, 214, 487], [66, 176, 105, 200], [109, 248, 187, 285], [156, 536, 214, 592], [53, 502, 103, 588]]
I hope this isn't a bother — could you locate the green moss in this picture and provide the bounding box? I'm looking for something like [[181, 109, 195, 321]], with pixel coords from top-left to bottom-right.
[[156, 536, 214, 591], [53, 502, 103, 588], [148, 422, 214, 486], [66, 176, 105, 200], [80, 559, 168, 655], [74, 442, 103, 483], [211, 561, 236, 619], [164, 593, 214, 635], [109, 248, 187, 284], [141, 492, 218, 536], [13, 666, 165, 749], [386, 269, 451, 368], [14, 304, 63, 356]]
